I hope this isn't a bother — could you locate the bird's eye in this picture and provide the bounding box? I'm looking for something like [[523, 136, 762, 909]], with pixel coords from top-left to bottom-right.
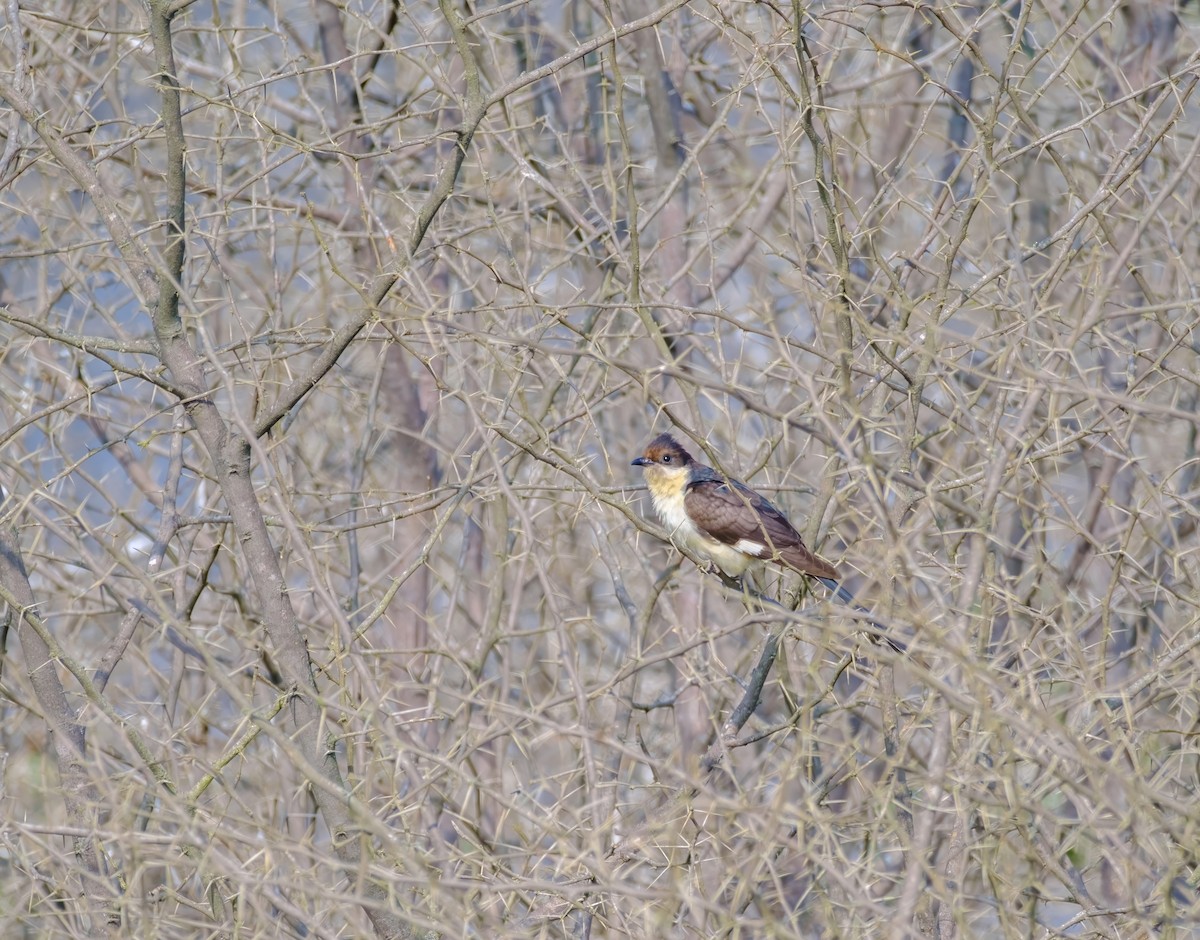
[[661, 454, 672, 463]]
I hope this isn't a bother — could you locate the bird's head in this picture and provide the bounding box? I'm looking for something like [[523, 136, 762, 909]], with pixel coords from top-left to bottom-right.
[[631, 433, 694, 493]]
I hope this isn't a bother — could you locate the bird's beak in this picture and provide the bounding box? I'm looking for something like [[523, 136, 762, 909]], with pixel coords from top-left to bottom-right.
[[631, 456, 649, 467]]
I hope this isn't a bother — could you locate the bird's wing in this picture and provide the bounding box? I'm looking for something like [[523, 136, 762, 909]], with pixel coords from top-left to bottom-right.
[[684, 476, 838, 579]]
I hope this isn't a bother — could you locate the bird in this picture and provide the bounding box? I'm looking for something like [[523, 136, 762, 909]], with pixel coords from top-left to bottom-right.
[[631, 432, 902, 651]]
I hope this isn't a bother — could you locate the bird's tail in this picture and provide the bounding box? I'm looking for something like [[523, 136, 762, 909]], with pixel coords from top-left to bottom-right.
[[816, 577, 905, 654]]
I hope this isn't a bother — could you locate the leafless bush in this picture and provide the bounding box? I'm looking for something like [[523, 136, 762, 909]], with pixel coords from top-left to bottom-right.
[[1, 0, 1198, 937]]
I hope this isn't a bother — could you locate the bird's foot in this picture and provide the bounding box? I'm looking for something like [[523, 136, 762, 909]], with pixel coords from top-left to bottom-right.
[[713, 569, 746, 592], [698, 560, 732, 582]]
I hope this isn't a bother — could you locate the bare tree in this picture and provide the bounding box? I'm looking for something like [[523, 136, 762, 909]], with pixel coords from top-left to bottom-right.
[[1, 0, 1199, 936]]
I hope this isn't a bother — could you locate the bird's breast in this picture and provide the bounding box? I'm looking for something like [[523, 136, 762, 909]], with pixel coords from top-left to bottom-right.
[[648, 486, 754, 576]]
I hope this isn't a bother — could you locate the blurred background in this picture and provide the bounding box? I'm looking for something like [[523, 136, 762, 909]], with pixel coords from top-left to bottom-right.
[[1, 0, 1198, 936]]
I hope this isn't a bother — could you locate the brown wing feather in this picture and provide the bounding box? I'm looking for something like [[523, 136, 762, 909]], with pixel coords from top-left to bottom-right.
[[684, 478, 838, 580]]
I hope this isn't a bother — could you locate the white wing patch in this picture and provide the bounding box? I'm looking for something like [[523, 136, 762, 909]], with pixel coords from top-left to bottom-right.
[[734, 539, 766, 557]]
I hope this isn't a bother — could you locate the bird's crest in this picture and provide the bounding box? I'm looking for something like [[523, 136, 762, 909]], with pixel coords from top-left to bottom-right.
[[638, 433, 694, 466]]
